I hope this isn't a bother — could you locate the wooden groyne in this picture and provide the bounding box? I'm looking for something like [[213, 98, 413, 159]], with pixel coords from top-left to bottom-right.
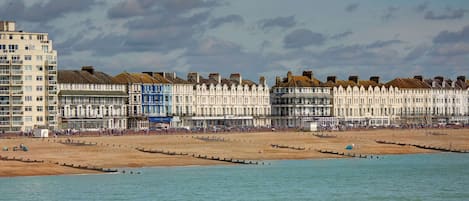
[[270, 144, 305, 150], [56, 162, 118, 173], [189, 153, 259, 165], [375, 140, 469, 153], [315, 149, 375, 159], [193, 136, 227, 142], [0, 155, 44, 163], [312, 133, 337, 138], [135, 147, 189, 156]]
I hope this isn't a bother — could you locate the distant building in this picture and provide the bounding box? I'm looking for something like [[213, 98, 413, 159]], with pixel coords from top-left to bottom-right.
[[386, 76, 432, 124], [325, 76, 400, 127], [149, 72, 194, 128], [424, 76, 468, 124], [57, 66, 127, 130], [113, 72, 172, 130], [185, 72, 270, 129], [0, 21, 58, 132], [271, 71, 334, 129]]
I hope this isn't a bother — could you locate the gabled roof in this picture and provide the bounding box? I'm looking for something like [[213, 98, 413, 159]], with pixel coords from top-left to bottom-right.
[[385, 78, 431, 89], [113, 72, 169, 84], [275, 74, 323, 87], [58, 68, 115, 84]]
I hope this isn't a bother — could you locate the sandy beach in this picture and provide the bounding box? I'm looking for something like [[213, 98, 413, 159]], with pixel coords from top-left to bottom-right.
[[1, 128, 468, 177]]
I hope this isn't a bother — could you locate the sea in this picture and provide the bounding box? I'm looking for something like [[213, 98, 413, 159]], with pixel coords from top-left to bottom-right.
[[1, 153, 468, 201]]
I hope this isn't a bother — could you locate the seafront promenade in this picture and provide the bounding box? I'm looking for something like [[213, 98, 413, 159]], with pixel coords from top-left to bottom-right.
[[1, 128, 468, 177]]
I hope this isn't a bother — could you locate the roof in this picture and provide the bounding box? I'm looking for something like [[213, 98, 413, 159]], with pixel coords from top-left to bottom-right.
[[385, 78, 431, 89], [275, 75, 323, 87], [59, 90, 127, 97], [113, 72, 170, 84], [58, 69, 115, 84]]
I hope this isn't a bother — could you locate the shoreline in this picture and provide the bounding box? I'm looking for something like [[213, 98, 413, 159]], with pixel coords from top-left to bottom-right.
[[1, 128, 468, 178]]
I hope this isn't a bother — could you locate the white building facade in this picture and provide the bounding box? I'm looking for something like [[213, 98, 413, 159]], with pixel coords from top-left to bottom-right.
[[271, 71, 334, 129], [0, 21, 58, 132], [184, 72, 270, 129], [58, 67, 127, 131]]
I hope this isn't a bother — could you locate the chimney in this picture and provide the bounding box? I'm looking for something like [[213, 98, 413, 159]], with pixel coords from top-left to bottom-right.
[[327, 76, 336, 83], [259, 76, 266, 86], [434, 76, 444, 84], [287, 71, 293, 82], [348, 75, 358, 83], [165, 72, 176, 79], [370, 76, 380, 83], [187, 72, 199, 83], [81, 66, 94, 74], [302, 71, 314, 80], [457, 76, 466, 83], [276, 76, 281, 85], [229, 73, 242, 84], [142, 72, 154, 76], [414, 75, 423, 82], [209, 73, 221, 83], [0, 21, 15, 31]]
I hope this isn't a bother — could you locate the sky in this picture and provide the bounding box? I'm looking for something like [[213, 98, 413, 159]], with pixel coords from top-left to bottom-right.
[[2, 0, 469, 84]]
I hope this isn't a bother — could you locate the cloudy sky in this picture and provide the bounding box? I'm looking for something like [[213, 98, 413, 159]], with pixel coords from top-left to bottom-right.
[[3, 0, 469, 84]]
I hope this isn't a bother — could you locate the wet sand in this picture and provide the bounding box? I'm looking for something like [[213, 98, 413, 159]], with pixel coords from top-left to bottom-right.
[[1, 128, 468, 177]]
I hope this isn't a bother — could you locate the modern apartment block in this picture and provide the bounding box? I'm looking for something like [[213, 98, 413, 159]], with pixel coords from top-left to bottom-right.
[[0, 21, 58, 132], [57, 66, 128, 131], [184, 72, 271, 129], [270, 71, 334, 128]]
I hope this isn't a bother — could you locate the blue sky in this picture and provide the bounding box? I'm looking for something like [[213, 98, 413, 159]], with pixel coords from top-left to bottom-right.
[[2, 0, 469, 84]]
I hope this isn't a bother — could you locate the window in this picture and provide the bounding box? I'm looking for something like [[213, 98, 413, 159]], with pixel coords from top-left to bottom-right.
[[36, 55, 42, 61], [36, 86, 43, 91], [36, 106, 43, 112], [36, 65, 43, 71], [24, 86, 32, 92], [24, 116, 32, 122], [24, 65, 32, 71], [25, 96, 32, 102], [36, 116, 43, 122], [36, 76, 43, 81], [25, 55, 32, 60], [25, 106, 32, 112], [36, 96, 43, 101], [25, 75, 32, 81]]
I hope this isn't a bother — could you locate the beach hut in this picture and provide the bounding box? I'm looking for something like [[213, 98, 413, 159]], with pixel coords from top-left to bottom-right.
[[33, 129, 49, 138]]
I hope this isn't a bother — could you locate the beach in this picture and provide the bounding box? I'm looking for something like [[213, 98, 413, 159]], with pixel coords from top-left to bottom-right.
[[1, 128, 468, 177]]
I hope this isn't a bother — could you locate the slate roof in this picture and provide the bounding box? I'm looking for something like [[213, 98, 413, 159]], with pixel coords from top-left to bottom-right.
[[58, 67, 115, 84], [113, 72, 170, 84], [385, 78, 431, 89]]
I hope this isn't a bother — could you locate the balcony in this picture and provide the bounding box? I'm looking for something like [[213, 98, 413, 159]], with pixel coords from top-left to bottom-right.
[[48, 91, 57, 95], [0, 90, 9, 95], [12, 100, 23, 105], [48, 61, 57, 65], [0, 111, 9, 116], [0, 80, 8, 85], [11, 60, 23, 64], [0, 121, 9, 126], [12, 121, 23, 125], [0, 101, 9, 105], [48, 70, 57, 74], [11, 91, 23, 95], [11, 80, 23, 85], [11, 70, 23, 75], [0, 60, 9, 64], [48, 80, 57, 85]]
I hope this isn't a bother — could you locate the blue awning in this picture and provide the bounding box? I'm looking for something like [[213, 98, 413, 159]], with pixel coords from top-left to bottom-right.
[[149, 117, 172, 123]]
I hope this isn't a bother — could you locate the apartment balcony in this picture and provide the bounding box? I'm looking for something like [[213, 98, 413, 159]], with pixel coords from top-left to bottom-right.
[[48, 61, 57, 65], [0, 90, 9, 95], [12, 121, 23, 126], [0, 70, 9, 75], [12, 100, 23, 105], [11, 91, 23, 95], [48, 80, 57, 85], [48, 90, 57, 95], [11, 60, 23, 64], [0, 121, 9, 126], [0, 80, 8, 85], [0, 111, 9, 116], [0, 101, 9, 105], [11, 80, 23, 85], [12, 110, 23, 115], [0, 60, 9, 64], [11, 70, 23, 75], [48, 70, 57, 75]]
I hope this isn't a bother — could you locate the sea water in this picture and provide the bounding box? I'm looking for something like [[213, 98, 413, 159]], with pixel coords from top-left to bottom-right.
[[1, 153, 469, 201]]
